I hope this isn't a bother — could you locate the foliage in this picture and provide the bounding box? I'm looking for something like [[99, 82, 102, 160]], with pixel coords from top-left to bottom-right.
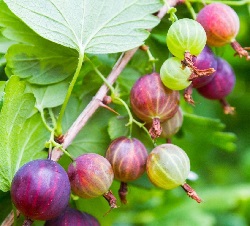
[[0, 0, 250, 225]]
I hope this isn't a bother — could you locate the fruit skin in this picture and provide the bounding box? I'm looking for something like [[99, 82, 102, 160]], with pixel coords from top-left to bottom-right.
[[196, 3, 239, 47], [67, 153, 114, 198], [160, 57, 192, 90], [197, 57, 236, 100], [45, 206, 100, 226], [10, 159, 70, 221], [192, 45, 217, 88], [106, 137, 148, 182], [166, 18, 207, 59], [146, 144, 190, 190], [160, 107, 183, 138], [130, 72, 180, 123]]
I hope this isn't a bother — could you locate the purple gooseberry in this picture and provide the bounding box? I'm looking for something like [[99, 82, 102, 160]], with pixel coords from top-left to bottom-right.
[[11, 159, 71, 221], [45, 206, 100, 226], [197, 57, 236, 114]]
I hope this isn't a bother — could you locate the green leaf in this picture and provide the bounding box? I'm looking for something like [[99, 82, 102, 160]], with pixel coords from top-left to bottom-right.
[[5, 43, 78, 85], [4, 0, 162, 53], [0, 76, 49, 192], [0, 2, 79, 85], [27, 81, 69, 111]]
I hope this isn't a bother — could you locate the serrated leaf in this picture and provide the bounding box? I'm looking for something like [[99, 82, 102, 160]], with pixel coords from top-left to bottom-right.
[[4, 0, 162, 54], [0, 2, 79, 85], [5, 43, 78, 85], [0, 76, 49, 192], [27, 81, 69, 111]]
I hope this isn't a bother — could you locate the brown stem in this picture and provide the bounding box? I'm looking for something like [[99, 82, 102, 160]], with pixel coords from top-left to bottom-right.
[[182, 52, 216, 81], [219, 98, 235, 115], [231, 40, 250, 60], [119, 182, 128, 204], [184, 84, 195, 105], [103, 190, 118, 216], [149, 118, 162, 139], [181, 183, 202, 203], [22, 219, 33, 226]]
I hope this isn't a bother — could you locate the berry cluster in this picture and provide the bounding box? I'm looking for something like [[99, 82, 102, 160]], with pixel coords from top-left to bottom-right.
[[8, 2, 247, 226]]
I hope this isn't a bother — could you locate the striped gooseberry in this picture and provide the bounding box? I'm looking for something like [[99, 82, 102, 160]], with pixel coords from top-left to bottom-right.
[[146, 143, 201, 202], [67, 153, 117, 210], [160, 107, 183, 140], [45, 206, 100, 226], [105, 136, 148, 203], [166, 18, 215, 81], [160, 57, 192, 90], [130, 72, 180, 139], [197, 3, 250, 59], [166, 18, 206, 60], [10, 159, 71, 222], [197, 57, 236, 114]]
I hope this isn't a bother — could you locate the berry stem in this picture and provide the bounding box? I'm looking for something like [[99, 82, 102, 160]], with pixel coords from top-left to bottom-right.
[[182, 52, 216, 81], [181, 183, 202, 203], [55, 50, 85, 136], [184, 84, 195, 105], [184, 0, 197, 20], [165, 1, 178, 22], [149, 118, 162, 139], [40, 109, 53, 133], [22, 219, 33, 226], [119, 182, 128, 204], [140, 44, 157, 71], [103, 190, 118, 215], [219, 98, 235, 115], [231, 41, 250, 60]]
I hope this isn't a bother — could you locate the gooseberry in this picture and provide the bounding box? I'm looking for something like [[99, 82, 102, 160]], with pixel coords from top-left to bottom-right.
[[160, 57, 192, 90], [130, 72, 180, 139], [45, 206, 100, 226], [67, 153, 117, 210], [11, 159, 71, 221], [197, 3, 250, 59], [146, 144, 201, 203], [197, 57, 236, 114], [106, 136, 148, 203]]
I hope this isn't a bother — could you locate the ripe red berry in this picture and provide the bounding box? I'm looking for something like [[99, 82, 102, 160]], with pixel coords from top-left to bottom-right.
[[45, 206, 100, 226], [130, 72, 180, 138], [197, 3, 239, 47], [67, 153, 114, 199], [106, 137, 148, 204], [197, 3, 250, 59], [11, 159, 71, 221]]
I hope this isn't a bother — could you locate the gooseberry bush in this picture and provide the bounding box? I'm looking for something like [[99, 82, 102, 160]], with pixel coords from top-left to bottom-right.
[[0, 0, 250, 225]]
